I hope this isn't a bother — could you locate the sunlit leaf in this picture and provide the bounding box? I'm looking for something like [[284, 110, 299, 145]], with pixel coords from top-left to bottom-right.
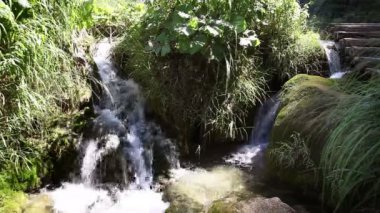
[[15, 0, 31, 9], [205, 25, 220, 37], [188, 17, 199, 29], [176, 26, 192, 36], [178, 11, 191, 19], [239, 35, 260, 48]]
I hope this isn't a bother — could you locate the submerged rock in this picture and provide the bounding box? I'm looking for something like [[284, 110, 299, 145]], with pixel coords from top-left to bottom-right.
[[208, 197, 295, 213], [23, 194, 53, 213], [165, 166, 248, 212]]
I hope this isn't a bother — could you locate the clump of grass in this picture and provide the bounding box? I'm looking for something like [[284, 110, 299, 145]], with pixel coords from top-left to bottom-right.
[[321, 78, 380, 212], [0, 0, 92, 190], [270, 132, 315, 170]]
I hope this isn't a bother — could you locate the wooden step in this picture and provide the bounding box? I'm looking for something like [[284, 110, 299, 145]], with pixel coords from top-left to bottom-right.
[[330, 23, 380, 32], [351, 57, 380, 72], [345, 47, 380, 58], [364, 68, 380, 78], [335, 31, 380, 41], [339, 38, 380, 47]]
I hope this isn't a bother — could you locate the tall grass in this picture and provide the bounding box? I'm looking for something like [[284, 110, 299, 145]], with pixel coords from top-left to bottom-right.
[[321, 78, 380, 212], [0, 0, 91, 190]]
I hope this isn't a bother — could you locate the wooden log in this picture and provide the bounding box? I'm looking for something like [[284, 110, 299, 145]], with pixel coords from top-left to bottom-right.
[[351, 57, 380, 72], [332, 23, 380, 26], [345, 47, 380, 58], [335, 31, 380, 41], [330, 23, 380, 32], [364, 68, 380, 78], [339, 38, 380, 47]]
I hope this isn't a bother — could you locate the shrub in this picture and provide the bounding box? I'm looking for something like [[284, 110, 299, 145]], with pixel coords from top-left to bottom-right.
[[114, 0, 322, 148]]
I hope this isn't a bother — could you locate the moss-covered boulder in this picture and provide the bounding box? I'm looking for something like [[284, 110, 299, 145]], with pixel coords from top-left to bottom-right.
[[267, 74, 341, 190], [207, 196, 295, 213]]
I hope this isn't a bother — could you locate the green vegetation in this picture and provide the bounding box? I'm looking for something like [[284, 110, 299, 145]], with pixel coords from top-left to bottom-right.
[[1, 0, 378, 212], [0, 189, 28, 213], [270, 74, 380, 212], [309, 0, 380, 24], [114, 0, 323, 150], [321, 77, 380, 212], [0, 0, 94, 209]]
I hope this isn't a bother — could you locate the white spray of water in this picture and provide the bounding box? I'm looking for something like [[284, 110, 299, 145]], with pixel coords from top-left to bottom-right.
[[81, 135, 120, 184], [224, 145, 263, 167]]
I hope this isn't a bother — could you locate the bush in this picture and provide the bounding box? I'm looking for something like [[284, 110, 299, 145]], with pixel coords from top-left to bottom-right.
[[114, 0, 323, 149]]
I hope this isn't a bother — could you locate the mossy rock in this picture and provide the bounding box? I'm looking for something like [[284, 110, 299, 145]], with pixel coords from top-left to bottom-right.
[[267, 74, 341, 190], [207, 196, 295, 213], [0, 190, 28, 213]]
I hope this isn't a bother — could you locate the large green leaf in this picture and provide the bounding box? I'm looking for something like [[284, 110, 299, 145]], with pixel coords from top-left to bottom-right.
[[205, 25, 220, 37], [188, 34, 207, 54], [161, 42, 171, 56], [231, 16, 246, 33], [0, 2, 15, 23]]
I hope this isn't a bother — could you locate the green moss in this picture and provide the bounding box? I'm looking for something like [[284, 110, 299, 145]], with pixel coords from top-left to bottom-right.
[[207, 200, 238, 213], [0, 189, 28, 213]]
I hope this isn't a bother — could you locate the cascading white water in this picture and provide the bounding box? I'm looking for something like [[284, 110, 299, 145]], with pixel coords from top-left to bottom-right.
[[224, 96, 280, 167], [45, 39, 179, 213], [320, 40, 347, 79], [81, 135, 120, 184]]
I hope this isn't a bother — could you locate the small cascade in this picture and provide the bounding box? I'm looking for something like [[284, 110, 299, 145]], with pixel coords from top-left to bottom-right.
[[46, 39, 179, 213], [320, 40, 347, 79], [224, 96, 281, 167]]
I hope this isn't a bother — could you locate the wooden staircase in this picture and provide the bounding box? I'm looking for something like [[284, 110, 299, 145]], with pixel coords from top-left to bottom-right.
[[329, 23, 380, 77]]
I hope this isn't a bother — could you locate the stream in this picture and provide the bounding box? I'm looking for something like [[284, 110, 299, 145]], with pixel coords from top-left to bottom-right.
[[25, 39, 323, 213]]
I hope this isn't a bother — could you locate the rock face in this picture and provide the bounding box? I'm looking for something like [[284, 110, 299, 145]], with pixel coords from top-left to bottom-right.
[[267, 74, 340, 190], [207, 197, 295, 213]]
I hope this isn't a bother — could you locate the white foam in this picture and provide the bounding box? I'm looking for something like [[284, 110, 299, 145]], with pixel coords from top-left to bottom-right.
[[330, 71, 346, 79], [48, 183, 169, 213], [81, 135, 120, 184], [224, 145, 263, 167]]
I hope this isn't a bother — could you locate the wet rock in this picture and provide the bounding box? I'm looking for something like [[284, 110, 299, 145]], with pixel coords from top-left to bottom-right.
[[207, 196, 295, 213], [164, 166, 248, 213], [236, 197, 295, 213], [23, 194, 53, 213]]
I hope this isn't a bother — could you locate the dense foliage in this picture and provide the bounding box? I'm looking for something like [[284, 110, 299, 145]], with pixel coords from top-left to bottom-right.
[[114, 0, 323, 150], [0, 0, 93, 198], [321, 77, 380, 212]]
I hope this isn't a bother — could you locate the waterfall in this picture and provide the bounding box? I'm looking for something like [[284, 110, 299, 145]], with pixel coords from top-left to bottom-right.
[[224, 96, 280, 167], [320, 40, 347, 79], [46, 39, 178, 213]]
